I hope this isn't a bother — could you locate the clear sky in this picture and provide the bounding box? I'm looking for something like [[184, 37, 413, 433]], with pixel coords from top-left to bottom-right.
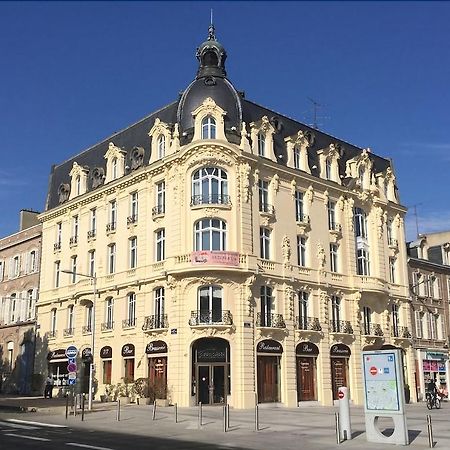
[[0, 1, 449, 241]]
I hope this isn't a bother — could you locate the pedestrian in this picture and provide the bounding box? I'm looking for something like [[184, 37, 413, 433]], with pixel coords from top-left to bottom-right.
[[44, 375, 54, 399]]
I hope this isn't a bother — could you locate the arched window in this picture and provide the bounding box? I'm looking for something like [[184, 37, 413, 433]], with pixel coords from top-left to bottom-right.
[[194, 219, 226, 251], [192, 167, 228, 205], [257, 132, 265, 157], [157, 135, 165, 159], [201, 116, 216, 139], [198, 285, 222, 323]]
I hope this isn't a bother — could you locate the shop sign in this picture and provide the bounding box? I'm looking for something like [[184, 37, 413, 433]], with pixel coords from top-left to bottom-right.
[[47, 349, 67, 360], [296, 342, 319, 356], [257, 339, 283, 354], [426, 352, 448, 361], [100, 346, 112, 359], [330, 343, 351, 358], [121, 343, 135, 357], [191, 251, 240, 267], [146, 340, 168, 354], [197, 348, 226, 362]]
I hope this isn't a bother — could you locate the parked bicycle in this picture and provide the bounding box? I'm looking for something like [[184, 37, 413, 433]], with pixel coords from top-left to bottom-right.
[[426, 392, 441, 410]]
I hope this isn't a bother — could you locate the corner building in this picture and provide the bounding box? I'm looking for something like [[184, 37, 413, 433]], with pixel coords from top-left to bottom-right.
[[37, 27, 413, 407]]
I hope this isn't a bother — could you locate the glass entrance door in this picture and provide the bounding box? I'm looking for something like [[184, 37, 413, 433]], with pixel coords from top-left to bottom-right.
[[197, 364, 227, 405]]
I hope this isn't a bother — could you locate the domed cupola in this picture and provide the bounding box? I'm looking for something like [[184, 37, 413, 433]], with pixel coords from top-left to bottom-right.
[[177, 25, 242, 142], [196, 24, 227, 79]]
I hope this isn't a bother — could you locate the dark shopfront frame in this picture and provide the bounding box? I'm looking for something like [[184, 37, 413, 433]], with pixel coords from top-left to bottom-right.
[[330, 343, 351, 401], [296, 342, 319, 402], [146, 340, 168, 400], [192, 338, 230, 405], [257, 340, 283, 404]]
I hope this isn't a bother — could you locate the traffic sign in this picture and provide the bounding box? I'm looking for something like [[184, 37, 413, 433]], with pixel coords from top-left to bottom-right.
[[338, 390, 345, 399], [68, 379, 76, 385], [370, 366, 378, 376], [68, 357, 76, 364], [67, 363, 77, 372], [68, 372, 77, 380], [65, 345, 78, 359]]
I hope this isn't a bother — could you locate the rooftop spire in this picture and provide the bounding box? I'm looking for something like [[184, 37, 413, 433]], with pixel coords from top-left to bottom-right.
[[196, 21, 227, 79], [208, 9, 216, 41]]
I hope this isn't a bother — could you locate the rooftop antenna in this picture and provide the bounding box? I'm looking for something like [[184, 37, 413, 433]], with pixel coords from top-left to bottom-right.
[[306, 97, 328, 130], [409, 203, 423, 239], [208, 8, 215, 40]]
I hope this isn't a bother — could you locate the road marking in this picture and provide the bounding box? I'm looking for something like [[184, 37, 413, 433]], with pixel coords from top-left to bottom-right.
[[4, 433, 51, 441], [7, 418, 67, 428], [67, 443, 114, 450], [0, 421, 38, 430]]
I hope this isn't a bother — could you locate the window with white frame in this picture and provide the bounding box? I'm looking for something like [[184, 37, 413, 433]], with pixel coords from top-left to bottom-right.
[[412, 271, 420, 295], [50, 308, 57, 335], [258, 179, 270, 213], [67, 305, 74, 333], [129, 191, 138, 222], [325, 157, 332, 180], [105, 297, 114, 328], [129, 237, 137, 269], [11, 256, 20, 278], [362, 306, 371, 334], [56, 222, 62, 246], [156, 181, 166, 214], [108, 244, 116, 274], [9, 293, 17, 323], [127, 292, 136, 327], [260, 227, 271, 260], [55, 260, 60, 288], [327, 201, 336, 230], [111, 157, 118, 180], [415, 310, 423, 338], [429, 313, 438, 340], [89, 208, 97, 236], [108, 200, 117, 231], [354, 207, 368, 239], [29, 250, 37, 273], [194, 219, 226, 251], [7, 341, 14, 371], [330, 243, 338, 273], [88, 250, 96, 277], [357, 248, 370, 276], [297, 235, 307, 267], [86, 304, 93, 333], [389, 257, 396, 283], [192, 167, 228, 205], [155, 229, 165, 261], [295, 190, 305, 222], [201, 116, 216, 139], [157, 135, 165, 159], [260, 285, 272, 326], [330, 295, 341, 331], [293, 146, 300, 169], [26, 289, 34, 320], [387, 219, 394, 246], [198, 285, 222, 323], [257, 132, 265, 157], [154, 287, 165, 327], [72, 215, 79, 240], [71, 256, 77, 283], [298, 291, 308, 329]]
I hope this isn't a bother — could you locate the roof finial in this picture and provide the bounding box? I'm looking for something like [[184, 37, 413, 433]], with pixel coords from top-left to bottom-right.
[[208, 9, 216, 41]]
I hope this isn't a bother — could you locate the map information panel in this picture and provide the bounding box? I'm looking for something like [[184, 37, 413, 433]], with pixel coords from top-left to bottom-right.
[[363, 352, 400, 411]]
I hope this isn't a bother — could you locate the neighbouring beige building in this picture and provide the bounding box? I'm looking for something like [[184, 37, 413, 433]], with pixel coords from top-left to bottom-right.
[[36, 27, 413, 408], [0, 210, 41, 394]]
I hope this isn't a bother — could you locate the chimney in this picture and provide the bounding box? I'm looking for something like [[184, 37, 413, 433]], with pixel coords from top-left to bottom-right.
[[19, 209, 40, 231]]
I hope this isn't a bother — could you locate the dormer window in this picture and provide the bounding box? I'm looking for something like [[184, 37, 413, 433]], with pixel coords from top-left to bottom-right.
[[257, 133, 265, 157], [202, 116, 216, 139], [104, 143, 126, 183], [112, 158, 117, 180], [76, 176, 81, 195], [69, 162, 89, 199], [293, 146, 300, 169], [325, 158, 332, 180], [157, 135, 166, 159]]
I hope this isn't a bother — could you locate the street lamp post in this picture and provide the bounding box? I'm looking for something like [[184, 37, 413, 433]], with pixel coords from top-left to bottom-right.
[[62, 270, 97, 410]]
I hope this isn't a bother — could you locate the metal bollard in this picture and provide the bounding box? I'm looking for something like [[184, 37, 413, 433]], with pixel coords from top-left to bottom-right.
[[65, 395, 69, 420], [335, 412, 341, 444], [227, 404, 230, 429], [198, 402, 202, 428], [73, 395, 77, 417], [117, 399, 121, 421], [152, 400, 156, 421], [174, 403, 178, 423], [427, 414, 434, 448], [81, 395, 85, 421], [255, 404, 259, 431], [223, 405, 227, 432], [137, 397, 140, 406]]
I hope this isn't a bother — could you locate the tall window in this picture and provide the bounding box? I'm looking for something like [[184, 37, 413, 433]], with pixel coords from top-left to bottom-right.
[[71, 256, 77, 283], [26, 289, 34, 320], [428, 313, 437, 340], [55, 261, 60, 287], [354, 207, 368, 239], [111, 157, 117, 180], [109, 200, 117, 230], [88, 250, 96, 277], [0, 260, 4, 282], [29, 250, 37, 273], [293, 146, 300, 169], [56, 222, 62, 246], [258, 180, 270, 213], [327, 201, 336, 230], [194, 219, 226, 251], [357, 248, 370, 276], [389, 257, 396, 283], [108, 244, 116, 274], [257, 132, 265, 157], [392, 304, 399, 337], [124, 358, 135, 383], [154, 287, 165, 328], [297, 235, 307, 267], [86, 305, 93, 333], [155, 229, 165, 261], [260, 286, 272, 326], [331, 295, 341, 332], [9, 293, 17, 323], [51, 308, 57, 334], [201, 116, 216, 139], [127, 293, 136, 327], [198, 285, 222, 323], [330, 244, 338, 273], [295, 190, 304, 222], [192, 167, 228, 205], [157, 135, 165, 159], [260, 227, 271, 260], [130, 192, 138, 221], [129, 237, 137, 269], [12, 256, 20, 278], [415, 311, 423, 338], [362, 306, 371, 334], [76, 176, 81, 195], [387, 219, 394, 245], [298, 291, 308, 329], [90, 208, 97, 235], [325, 158, 332, 180], [103, 360, 112, 384], [156, 181, 166, 213], [67, 305, 74, 332], [106, 298, 114, 328], [72, 215, 79, 239]]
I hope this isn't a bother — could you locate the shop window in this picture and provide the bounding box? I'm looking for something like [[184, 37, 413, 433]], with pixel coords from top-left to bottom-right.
[[103, 360, 112, 384], [124, 358, 135, 382]]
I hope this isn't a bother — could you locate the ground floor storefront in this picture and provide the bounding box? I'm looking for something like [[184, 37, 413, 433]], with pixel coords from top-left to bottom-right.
[[414, 348, 449, 401]]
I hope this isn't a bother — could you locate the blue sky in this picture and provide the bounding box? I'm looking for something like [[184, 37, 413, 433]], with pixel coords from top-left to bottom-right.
[[1, 1, 449, 240]]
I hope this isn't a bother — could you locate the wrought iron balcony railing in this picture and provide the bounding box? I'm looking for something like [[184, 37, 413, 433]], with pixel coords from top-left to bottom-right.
[[189, 310, 233, 326], [190, 194, 231, 207], [87, 230, 96, 239], [259, 202, 275, 215], [69, 236, 78, 246], [362, 323, 384, 336], [122, 318, 136, 329], [296, 214, 310, 224], [142, 314, 168, 330], [295, 316, 322, 332], [101, 321, 114, 331], [127, 215, 138, 225], [388, 238, 399, 247], [329, 222, 342, 232], [82, 325, 92, 334], [106, 222, 116, 233], [330, 320, 353, 334], [54, 242, 61, 251], [47, 330, 57, 339], [256, 313, 286, 328], [152, 205, 165, 217], [392, 325, 412, 338], [63, 328, 75, 337]]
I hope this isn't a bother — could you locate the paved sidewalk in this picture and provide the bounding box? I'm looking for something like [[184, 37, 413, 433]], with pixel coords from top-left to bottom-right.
[[2, 399, 448, 449]]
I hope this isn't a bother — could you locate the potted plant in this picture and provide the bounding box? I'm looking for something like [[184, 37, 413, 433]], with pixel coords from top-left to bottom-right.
[[117, 378, 132, 405], [150, 378, 169, 407], [133, 378, 151, 405]]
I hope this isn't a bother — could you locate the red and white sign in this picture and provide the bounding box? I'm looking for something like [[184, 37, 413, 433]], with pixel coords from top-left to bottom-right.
[[191, 251, 240, 267], [370, 366, 378, 376], [338, 390, 345, 399]]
